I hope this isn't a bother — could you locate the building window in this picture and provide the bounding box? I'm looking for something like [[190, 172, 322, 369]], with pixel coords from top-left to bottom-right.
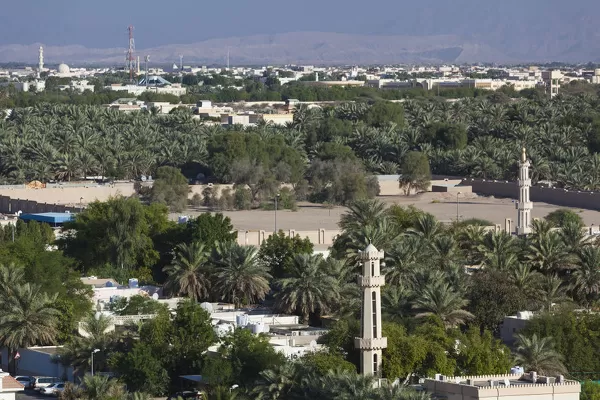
[[372, 291, 377, 338], [371, 262, 375, 276], [373, 353, 378, 373]]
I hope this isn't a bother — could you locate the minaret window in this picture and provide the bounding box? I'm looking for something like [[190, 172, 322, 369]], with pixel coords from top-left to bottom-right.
[[373, 354, 378, 373], [371, 261, 375, 276], [372, 291, 377, 338]]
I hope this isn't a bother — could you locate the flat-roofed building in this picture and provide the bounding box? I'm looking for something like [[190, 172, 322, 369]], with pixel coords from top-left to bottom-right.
[[424, 372, 580, 400]]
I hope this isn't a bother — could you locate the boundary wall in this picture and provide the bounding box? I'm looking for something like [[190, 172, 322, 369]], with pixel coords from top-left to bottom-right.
[[465, 179, 600, 211], [0, 195, 78, 214], [237, 229, 341, 246]]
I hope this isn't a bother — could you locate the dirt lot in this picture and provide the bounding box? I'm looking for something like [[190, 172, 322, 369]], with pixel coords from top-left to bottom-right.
[[180, 192, 600, 231]]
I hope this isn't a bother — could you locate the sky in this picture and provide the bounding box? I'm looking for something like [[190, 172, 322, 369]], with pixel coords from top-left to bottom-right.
[[0, 0, 595, 48]]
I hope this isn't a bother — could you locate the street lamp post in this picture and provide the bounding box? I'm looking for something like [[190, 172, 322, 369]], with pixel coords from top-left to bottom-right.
[[79, 197, 84, 212], [230, 384, 239, 393], [456, 192, 462, 222], [91, 348, 100, 376], [274, 193, 280, 233]]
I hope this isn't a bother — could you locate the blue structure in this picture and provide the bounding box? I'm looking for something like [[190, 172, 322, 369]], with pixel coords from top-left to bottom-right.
[[19, 212, 74, 227]]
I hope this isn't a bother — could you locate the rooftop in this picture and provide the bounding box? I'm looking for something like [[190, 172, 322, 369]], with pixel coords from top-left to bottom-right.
[[1, 374, 24, 391], [19, 212, 74, 225]]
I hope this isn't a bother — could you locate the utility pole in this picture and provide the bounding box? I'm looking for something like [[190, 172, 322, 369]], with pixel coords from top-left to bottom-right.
[[456, 192, 462, 222], [274, 193, 280, 233], [91, 349, 100, 376], [144, 55, 150, 88]]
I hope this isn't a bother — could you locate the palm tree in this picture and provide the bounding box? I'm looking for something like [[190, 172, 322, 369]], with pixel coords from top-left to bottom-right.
[[559, 220, 590, 253], [211, 242, 271, 307], [572, 246, 600, 307], [0, 282, 60, 374], [477, 231, 519, 270], [537, 275, 572, 312], [382, 285, 413, 323], [275, 254, 339, 323], [252, 363, 297, 400], [0, 264, 24, 300], [385, 236, 424, 286], [375, 385, 432, 400], [413, 281, 474, 328], [527, 232, 575, 273], [339, 199, 388, 233], [319, 369, 377, 400], [407, 214, 442, 241], [79, 374, 126, 400], [508, 264, 542, 299], [163, 242, 211, 301], [456, 225, 486, 265], [58, 313, 121, 377], [513, 334, 566, 375], [320, 257, 360, 319]]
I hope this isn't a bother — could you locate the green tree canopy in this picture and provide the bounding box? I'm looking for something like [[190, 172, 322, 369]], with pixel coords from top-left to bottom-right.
[[150, 166, 190, 212], [258, 231, 314, 279], [544, 209, 584, 228], [399, 152, 431, 195]]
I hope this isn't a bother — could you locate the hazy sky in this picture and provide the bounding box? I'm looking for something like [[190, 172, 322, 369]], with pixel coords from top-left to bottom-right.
[[0, 0, 594, 48]]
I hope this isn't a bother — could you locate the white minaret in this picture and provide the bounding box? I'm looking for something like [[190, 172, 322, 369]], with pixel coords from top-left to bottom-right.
[[38, 46, 44, 77], [516, 147, 533, 235], [355, 244, 387, 376]]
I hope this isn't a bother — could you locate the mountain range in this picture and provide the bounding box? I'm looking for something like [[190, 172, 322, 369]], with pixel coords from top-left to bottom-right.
[[2, 0, 600, 65]]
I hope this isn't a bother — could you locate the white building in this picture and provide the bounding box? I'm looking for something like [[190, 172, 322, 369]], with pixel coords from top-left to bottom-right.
[[80, 276, 161, 309], [106, 76, 186, 96], [0, 80, 45, 92], [424, 372, 580, 400], [0, 370, 24, 399], [500, 311, 534, 345]]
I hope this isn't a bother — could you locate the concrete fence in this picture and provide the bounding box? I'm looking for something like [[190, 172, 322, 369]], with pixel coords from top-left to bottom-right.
[[0, 195, 79, 214], [237, 229, 341, 246], [465, 179, 600, 211]]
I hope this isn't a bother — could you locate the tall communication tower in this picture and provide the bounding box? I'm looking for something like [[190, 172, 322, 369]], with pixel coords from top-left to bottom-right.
[[179, 55, 183, 71], [126, 25, 136, 82]]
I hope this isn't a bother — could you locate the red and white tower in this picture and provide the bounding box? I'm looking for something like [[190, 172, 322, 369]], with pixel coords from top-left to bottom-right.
[[126, 25, 136, 82]]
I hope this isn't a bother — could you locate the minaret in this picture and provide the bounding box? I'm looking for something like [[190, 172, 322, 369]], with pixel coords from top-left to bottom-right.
[[38, 46, 44, 78], [516, 147, 533, 235], [355, 244, 387, 376]]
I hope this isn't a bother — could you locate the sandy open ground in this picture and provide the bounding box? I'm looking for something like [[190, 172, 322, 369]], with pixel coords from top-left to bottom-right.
[[2, 183, 598, 231], [183, 192, 600, 232]]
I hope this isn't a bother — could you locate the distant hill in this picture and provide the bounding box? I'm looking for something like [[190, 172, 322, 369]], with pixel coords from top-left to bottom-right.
[[0, 32, 510, 66], [1, 26, 600, 66], [2, 0, 600, 65]]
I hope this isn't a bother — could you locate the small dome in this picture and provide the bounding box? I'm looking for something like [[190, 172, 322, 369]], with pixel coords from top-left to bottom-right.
[[365, 244, 379, 254], [58, 63, 70, 74], [200, 302, 214, 313]]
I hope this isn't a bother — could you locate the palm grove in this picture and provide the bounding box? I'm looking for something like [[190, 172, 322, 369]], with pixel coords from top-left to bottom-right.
[[1, 86, 600, 398], [3, 89, 600, 197]]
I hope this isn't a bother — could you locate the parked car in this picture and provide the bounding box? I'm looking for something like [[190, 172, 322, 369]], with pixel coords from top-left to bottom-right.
[[167, 390, 203, 400], [14, 376, 33, 389], [41, 382, 65, 396], [33, 377, 60, 391]]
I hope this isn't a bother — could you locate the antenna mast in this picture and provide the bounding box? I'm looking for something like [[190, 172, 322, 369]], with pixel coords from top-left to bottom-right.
[[127, 25, 135, 82]]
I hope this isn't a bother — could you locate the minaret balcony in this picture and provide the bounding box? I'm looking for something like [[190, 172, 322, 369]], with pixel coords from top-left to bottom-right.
[[518, 179, 531, 186], [358, 275, 386, 287], [354, 337, 388, 350]]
